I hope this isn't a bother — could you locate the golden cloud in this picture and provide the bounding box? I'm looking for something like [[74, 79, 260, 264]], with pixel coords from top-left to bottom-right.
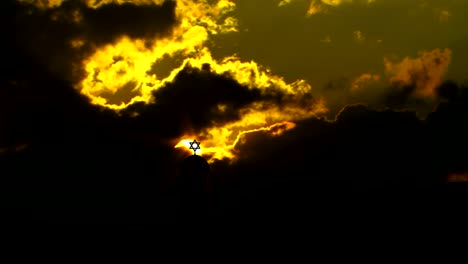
[[172, 50, 328, 162], [351, 73, 380, 91], [19, 0, 166, 8], [353, 30, 365, 42], [321, 0, 349, 6], [292, 0, 376, 16], [77, 0, 327, 162], [21, 0, 328, 162], [278, 0, 292, 7], [74, 0, 238, 109], [18, 0, 64, 8], [384, 48, 452, 97], [175, 121, 299, 160], [435, 9, 451, 23], [307, 0, 323, 16]]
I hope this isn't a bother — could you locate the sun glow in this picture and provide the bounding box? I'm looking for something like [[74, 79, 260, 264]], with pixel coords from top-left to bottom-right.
[[175, 94, 327, 163], [175, 139, 203, 155], [175, 121, 299, 162]]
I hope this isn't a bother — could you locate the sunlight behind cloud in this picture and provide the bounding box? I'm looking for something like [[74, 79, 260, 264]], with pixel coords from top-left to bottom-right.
[[171, 49, 328, 162]]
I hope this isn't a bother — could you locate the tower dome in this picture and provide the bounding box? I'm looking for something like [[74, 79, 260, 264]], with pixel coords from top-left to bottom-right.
[[176, 153, 211, 194]]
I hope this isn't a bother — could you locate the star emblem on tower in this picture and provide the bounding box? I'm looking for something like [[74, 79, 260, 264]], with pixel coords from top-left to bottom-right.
[[189, 139, 201, 155]]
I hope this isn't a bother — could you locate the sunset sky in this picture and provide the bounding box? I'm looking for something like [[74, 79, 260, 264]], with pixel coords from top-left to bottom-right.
[[1, 0, 468, 212]]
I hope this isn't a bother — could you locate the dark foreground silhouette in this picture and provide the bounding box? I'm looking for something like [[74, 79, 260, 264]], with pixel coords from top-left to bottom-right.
[[1, 0, 468, 237]]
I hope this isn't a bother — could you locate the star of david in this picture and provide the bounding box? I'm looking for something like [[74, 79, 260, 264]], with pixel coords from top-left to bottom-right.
[[189, 139, 201, 155]]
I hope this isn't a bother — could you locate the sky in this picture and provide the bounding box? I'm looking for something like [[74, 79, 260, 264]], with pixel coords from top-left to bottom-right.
[[1, 0, 468, 214]]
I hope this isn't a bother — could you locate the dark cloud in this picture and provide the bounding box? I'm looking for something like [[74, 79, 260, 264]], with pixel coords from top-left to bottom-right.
[[382, 83, 430, 110], [224, 105, 431, 186], [320, 75, 446, 118], [435, 80, 460, 101], [380, 80, 466, 118], [323, 77, 350, 92], [79, 1, 177, 45], [122, 65, 265, 137], [0, 38, 315, 199], [8, 0, 177, 82], [215, 84, 468, 190], [122, 63, 318, 139]]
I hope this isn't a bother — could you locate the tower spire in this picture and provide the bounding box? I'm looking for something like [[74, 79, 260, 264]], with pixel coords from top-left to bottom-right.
[[189, 139, 201, 155]]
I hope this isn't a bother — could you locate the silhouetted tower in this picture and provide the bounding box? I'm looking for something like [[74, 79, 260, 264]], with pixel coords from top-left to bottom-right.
[[175, 140, 212, 209]]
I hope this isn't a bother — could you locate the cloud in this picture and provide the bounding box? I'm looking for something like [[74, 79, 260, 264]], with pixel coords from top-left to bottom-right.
[[384, 48, 452, 98], [351, 73, 380, 91], [320, 48, 452, 116], [321, 0, 351, 6], [321, 0, 376, 5], [13, 0, 326, 163], [156, 62, 327, 162], [79, 41, 328, 161], [4, 1, 468, 186], [18, 0, 64, 8], [320, 35, 332, 43], [19, 0, 168, 9], [1, 2, 467, 216], [310, 0, 377, 16], [353, 30, 365, 42], [69, 0, 243, 110], [8, 0, 329, 163], [294, 0, 377, 16], [13, 0, 239, 91], [325, 49, 452, 114], [434, 8, 451, 23], [2, 22, 468, 205], [13, 0, 178, 84], [223, 85, 468, 186], [79, 1, 178, 44], [278, 0, 292, 7], [435, 80, 460, 101], [307, 0, 323, 16]]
